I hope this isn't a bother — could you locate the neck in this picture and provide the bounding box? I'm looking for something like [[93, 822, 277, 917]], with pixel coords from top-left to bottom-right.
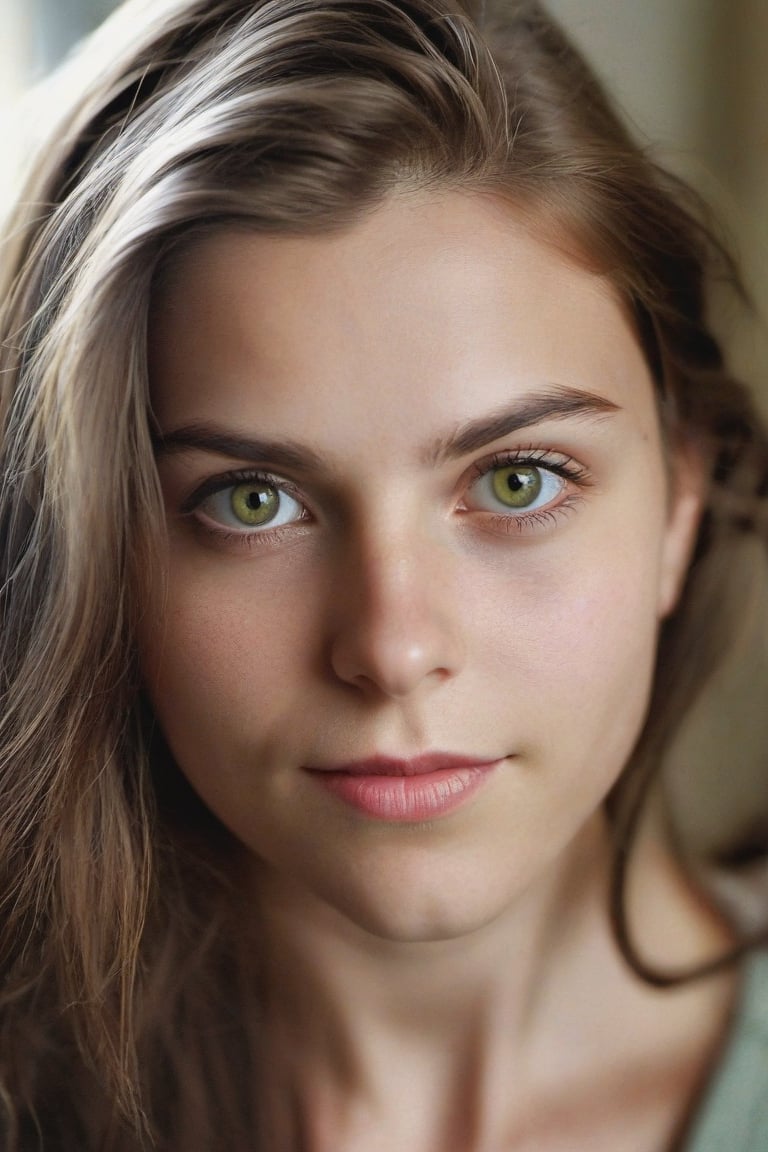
[[250, 814, 735, 1152]]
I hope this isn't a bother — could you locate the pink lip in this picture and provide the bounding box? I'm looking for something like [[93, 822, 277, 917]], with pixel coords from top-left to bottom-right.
[[305, 754, 503, 822]]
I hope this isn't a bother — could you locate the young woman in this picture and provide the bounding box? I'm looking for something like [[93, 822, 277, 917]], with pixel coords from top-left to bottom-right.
[[1, 0, 766, 1148]]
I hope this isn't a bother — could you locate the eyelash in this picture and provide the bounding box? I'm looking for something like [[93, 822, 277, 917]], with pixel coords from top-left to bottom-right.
[[181, 448, 591, 549], [463, 447, 591, 534], [181, 468, 309, 548]]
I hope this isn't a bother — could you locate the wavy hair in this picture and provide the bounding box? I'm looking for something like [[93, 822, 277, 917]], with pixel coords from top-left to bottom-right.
[[1, 0, 766, 1145]]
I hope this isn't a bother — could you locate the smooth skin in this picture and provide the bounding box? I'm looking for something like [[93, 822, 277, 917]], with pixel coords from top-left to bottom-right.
[[145, 191, 735, 1151]]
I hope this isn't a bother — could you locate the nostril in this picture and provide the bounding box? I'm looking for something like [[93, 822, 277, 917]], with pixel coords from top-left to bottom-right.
[[327, 604, 464, 698]]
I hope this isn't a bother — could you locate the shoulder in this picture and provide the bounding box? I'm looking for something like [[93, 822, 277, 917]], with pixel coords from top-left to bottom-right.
[[684, 950, 768, 1152]]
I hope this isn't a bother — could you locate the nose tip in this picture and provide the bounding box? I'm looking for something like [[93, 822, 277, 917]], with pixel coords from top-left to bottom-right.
[[327, 548, 464, 699], [330, 632, 457, 698]]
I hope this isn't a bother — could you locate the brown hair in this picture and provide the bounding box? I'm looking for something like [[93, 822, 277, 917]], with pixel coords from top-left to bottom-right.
[[0, 0, 766, 1146]]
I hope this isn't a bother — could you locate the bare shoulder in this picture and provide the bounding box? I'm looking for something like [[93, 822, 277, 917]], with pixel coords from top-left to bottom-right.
[[509, 834, 745, 1152], [508, 965, 739, 1152]]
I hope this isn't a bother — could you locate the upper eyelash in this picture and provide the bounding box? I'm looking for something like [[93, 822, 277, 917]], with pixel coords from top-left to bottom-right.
[[180, 468, 300, 516], [179, 448, 591, 545], [182, 449, 588, 516], [466, 446, 590, 487]]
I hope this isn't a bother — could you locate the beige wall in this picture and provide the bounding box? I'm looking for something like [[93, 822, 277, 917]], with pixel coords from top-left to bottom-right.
[[0, 0, 32, 215], [546, 0, 768, 402], [703, 0, 768, 400], [545, 0, 717, 156]]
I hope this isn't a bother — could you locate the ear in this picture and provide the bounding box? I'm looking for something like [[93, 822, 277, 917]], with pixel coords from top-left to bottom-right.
[[657, 435, 708, 619]]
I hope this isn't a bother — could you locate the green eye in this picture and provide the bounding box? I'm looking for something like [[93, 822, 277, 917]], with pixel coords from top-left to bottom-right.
[[491, 466, 542, 508], [193, 474, 306, 536], [230, 481, 280, 525]]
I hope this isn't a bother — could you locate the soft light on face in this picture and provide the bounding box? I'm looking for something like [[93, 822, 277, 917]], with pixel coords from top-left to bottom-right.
[[143, 191, 701, 942]]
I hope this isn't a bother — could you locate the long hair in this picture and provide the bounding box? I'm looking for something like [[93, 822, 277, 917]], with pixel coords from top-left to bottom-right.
[[1, 0, 766, 1145]]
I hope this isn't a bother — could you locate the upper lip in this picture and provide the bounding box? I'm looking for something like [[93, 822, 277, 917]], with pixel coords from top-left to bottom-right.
[[306, 753, 502, 777]]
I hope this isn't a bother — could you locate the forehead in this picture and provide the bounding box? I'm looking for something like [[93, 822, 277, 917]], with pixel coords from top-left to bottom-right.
[[148, 190, 657, 448]]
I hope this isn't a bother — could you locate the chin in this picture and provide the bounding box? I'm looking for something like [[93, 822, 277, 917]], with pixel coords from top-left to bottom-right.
[[297, 850, 537, 947], [331, 896, 505, 946]]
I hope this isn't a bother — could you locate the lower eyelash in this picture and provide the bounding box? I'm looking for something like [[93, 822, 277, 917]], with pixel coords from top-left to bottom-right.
[[483, 493, 584, 535], [183, 451, 589, 547], [190, 518, 307, 550]]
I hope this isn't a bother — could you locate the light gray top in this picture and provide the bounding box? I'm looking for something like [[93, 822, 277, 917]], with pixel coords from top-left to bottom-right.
[[685, 950, 768, 1151]]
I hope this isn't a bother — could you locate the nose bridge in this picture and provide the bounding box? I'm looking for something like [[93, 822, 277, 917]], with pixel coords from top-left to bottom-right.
[[327, 504, 464, 698]]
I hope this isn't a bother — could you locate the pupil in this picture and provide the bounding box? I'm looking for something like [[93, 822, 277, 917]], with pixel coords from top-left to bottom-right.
[[247, 491, 264, 509], [507, 473, 525, 491]]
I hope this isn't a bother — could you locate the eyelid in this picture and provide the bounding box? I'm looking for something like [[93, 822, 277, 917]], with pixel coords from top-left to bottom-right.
[[174, 448, 591, 550], [179, 467, 305, 516], [459, 446, 592, 527], [464, 446, 589, 486], [178, 467, 312, 548]]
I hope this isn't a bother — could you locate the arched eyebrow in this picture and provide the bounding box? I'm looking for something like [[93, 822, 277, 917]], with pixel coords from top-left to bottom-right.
[[427, 386, 620, 464], [153, 385, 620, 470], [153, 425, 323, 472]]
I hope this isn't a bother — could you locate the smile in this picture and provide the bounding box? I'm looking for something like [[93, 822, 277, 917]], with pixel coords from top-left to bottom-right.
[[305, 754, 504, 822]]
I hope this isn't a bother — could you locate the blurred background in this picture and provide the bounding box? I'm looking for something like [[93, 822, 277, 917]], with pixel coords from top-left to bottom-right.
[[0, 0, 767, 860]]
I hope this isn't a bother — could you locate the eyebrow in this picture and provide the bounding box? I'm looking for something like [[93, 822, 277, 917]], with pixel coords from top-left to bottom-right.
[[153, 425, 324, 472], [429, 386, 620, 464], [153, 385, 620, 470]]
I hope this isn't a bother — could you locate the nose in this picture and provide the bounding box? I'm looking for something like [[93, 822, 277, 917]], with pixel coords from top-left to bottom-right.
[[327, 524, 465, 699]]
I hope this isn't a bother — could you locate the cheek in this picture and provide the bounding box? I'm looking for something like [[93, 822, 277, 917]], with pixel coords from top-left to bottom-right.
[[473, 508, 667, 767], [537, 578, 657, 739], [140, 550, 322, 772]]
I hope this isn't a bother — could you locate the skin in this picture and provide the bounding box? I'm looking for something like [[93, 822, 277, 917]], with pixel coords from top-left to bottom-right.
[[144, 191, 734, 1151]]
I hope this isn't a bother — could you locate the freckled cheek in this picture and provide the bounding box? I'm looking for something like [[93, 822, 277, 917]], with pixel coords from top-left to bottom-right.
[[465, 533, 663, 718], [139, 557, 323, 749]]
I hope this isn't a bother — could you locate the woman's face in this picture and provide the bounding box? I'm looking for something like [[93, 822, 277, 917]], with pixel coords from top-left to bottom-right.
[[145, 191, 701, 941]]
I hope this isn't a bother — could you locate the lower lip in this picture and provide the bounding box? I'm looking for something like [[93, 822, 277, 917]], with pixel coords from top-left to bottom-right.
[[308, 762, 501, 822]]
